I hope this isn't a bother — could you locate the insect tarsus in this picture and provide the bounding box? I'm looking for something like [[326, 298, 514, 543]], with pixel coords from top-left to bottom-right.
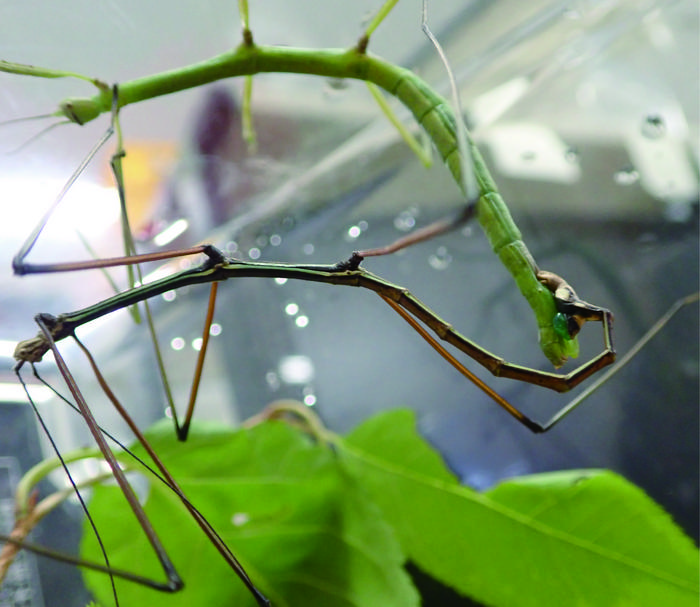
[[13, 314, 63, 367]]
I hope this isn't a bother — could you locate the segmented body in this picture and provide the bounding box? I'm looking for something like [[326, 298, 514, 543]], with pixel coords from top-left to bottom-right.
[[2, 43, 577, 365]]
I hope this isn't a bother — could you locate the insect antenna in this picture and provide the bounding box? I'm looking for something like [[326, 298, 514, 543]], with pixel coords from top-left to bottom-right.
[[0, 114, 72, 155]]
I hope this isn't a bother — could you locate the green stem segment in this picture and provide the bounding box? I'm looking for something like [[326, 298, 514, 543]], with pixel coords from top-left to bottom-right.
[[15, 447, 104, 518]]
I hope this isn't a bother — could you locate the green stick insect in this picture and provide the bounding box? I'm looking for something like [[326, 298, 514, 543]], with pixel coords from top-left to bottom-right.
[[1, 1, 696, 606], [1, 2, 615, 604], [5, 0, 617, 423], [4, 16, 615, 370]]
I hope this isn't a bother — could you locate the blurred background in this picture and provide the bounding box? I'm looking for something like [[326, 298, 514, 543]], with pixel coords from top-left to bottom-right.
[[0, 1, 697, 605]]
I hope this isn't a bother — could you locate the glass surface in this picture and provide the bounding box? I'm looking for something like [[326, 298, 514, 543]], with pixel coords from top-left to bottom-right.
[[0, 1, 697, 605]]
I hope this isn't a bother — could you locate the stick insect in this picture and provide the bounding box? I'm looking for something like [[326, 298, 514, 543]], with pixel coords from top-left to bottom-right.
[[1, 1, 697, 605], [2, 3, 615, 369]]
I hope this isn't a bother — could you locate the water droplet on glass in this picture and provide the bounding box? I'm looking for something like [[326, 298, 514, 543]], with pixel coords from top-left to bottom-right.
[[162, 290, 176, 302], [225, 240, 238, 254], [325, 77, 348, 91], [636, 232, 658, 246], [269, 233, 282, 246], [255, 234, 268, 248], [428, 246, 453, 270], [394, 208, 417, 232], [613, 166, 640, 186], [346, 225, 362, 240], [663, 200, 693, 223], [323, 78, 350, 101], [302, 243, 315, 255], [285, 302, 299, 316], [295, 315, 309, 328], [461, 225, 473, 238], [170, 337, 185, 351], [564, 147, 580, 164], [641, 114, 666, 139], [192, 337, 203, 351], [209, 323, 222, 336], [279, 355, 314, 384], [248, 247, 261, 259], [274, 277, 288, 285], [303, 385, 317, 406], [680, 357, 700, 380], [265, 371, 280, 391], [358, 220, 368, 231]]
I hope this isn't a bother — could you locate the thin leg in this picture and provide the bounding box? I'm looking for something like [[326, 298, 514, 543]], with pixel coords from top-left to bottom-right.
[[73, 333, 270, 605], [380, 291, 697, 432], [16, 250, 617, 395], [11, 365, 119, 605], [179, 281, 220, 441], [357, 205, 476, 259], [13, 245, 212, 275], [12, 124, 115, 275], [358, 269, 616, 392], [380, 294, 545, 432], [0, 534, 180, 590], [537, 292, 699, 430], [35, 317, 184, 593], [5, 362, 269, 600]]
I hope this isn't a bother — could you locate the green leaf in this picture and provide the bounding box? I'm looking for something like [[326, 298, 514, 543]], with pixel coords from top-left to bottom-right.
[[79, 410, 698, 606], [81, 419, 418, 607], [340, 409, 700, 607]]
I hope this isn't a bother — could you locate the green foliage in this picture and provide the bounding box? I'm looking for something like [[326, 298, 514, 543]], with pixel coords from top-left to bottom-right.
[[82, 410, 699, 606], [82, 416, 418, 607], [343, 410, 699, 606]]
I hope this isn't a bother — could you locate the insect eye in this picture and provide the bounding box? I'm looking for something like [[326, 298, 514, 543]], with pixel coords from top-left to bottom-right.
[[553, 313, 572, 340], [553, 312, 584, 340]]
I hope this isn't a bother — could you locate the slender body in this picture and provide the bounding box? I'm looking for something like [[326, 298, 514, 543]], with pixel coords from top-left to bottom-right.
[[2, 6, 619, 601], [6, 41, 586, 366], [15, 246, 614, 397]]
